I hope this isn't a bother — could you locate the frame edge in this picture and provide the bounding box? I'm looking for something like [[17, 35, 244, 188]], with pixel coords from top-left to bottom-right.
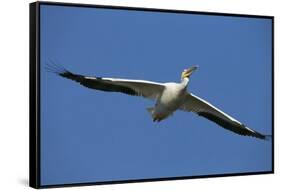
[[29, 1, 40, 189], [29, 1, 274, 188]]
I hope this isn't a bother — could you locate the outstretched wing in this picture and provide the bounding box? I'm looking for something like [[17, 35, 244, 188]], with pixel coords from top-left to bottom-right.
[[46, 63, 165, 100], [181, 93, 267, 140]]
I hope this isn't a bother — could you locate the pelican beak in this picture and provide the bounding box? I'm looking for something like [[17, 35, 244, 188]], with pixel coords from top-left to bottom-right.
[[182, 65, 198, 78]]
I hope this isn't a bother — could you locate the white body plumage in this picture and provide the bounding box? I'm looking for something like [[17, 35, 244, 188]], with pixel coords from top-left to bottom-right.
[[149, 78, 189, 121]]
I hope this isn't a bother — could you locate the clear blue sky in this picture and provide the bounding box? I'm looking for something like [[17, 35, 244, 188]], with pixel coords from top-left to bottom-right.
[[40, 4, 272, 186]]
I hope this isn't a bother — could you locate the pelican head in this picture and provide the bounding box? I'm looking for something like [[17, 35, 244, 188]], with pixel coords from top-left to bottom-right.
[[181, 65, 198, 79]]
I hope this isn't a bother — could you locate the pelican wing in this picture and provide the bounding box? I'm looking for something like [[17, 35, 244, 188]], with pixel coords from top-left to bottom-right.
[[181, 93, 267, 140], [51, 68, 165, 100]]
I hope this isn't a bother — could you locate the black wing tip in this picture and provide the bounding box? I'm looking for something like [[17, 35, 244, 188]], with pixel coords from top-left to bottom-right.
[[45, 59, 80, 80], [242, 124, 271, 141], [263, 134, 272, 141], [45, 59, 69, 75], [254, 134, 268, 140], [251, 134, 271, 141]]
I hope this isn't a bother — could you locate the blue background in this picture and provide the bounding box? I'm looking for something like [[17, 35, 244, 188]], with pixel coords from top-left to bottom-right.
[[40, 4, 272, 185]]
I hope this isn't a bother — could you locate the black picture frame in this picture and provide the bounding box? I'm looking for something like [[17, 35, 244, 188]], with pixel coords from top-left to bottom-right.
[[29, 1, 274, 189]]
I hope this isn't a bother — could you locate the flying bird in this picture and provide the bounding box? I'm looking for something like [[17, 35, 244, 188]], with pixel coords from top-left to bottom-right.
[[46, 63, 268, 140]]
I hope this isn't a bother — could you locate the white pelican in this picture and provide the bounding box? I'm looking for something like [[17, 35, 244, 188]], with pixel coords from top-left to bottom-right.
[[46, 63, 268, 140]]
